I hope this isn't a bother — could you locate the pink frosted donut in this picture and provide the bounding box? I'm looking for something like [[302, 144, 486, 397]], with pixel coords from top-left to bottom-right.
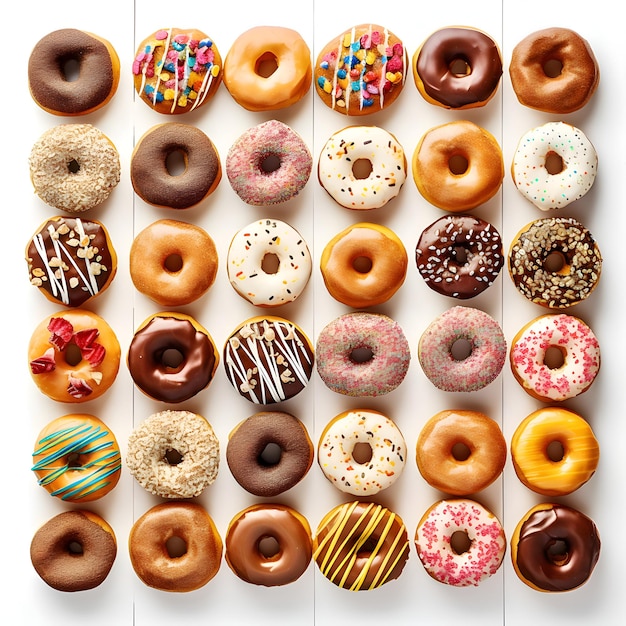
[[418, 306, 506, 392], [316, 312, 410, 397]]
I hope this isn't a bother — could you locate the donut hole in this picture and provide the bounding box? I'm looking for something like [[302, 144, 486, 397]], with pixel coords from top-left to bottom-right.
[[67, 540, 84, 555], [350, 346, 374, 364], [261, 253, 280, 275], [352, 442, 373, 465], [352, 255, 373, 274], [161, 348, 185, 370], [450, 338, 472, 361], [352, 158, 373, 180], [164, 253, 183, 273], [164, 448, 183, 465], [64, 342, 83, 366], [260, 153, 281, 174], [61, 56, 81, 82], [451, 442, 471, 462], [449, 56, 471, 77], [166, 536, 188, 558], [543, 58, 563, 79], [257, 535, 280, 559], [545, 151, 564, 175], [357, 536, 380, 558], [450, 530, 472, 555], [66, 451, 82, 468], [258, 442, 282, 467], [67, 159, 81, 174], [546, 538, 570, 566], [452, 245, 469, 265], [255, 52, 279, 78], [546, 440, 565, 463], [165, 149, 188, 176], [543, 250, 566, 273], [544, 345, 566, 370], [448, 154, 469, 176]]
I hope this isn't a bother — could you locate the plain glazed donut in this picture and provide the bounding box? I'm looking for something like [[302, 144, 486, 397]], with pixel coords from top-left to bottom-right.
[[126, 410, 219, 499], [227, 218, 312, 307], [320, 222, 407, 308], [413, 26, 502, 109], [32, 414, 121, 503], [130, 123, 221, 209], [28, 309, 121, 402], [412, 120, 504, 212], [28, 29, 120, 116], [418, 306, 506, 393], [226, 120, 312, 205], [29, 124, 120, 213], [510, 27, 599, 114], [30, 510, 117, 592], [317, 125, 407, 209], [313, 500, 410, 590], [415, 214, 504, 299], [129, 501, 222, 592], [416, 410, 506, 495], [225, 504, 312, 586], [223, 26, 312, 111], [509, 314, 601, 402], [510, 503, 601, 592], [318, 409, 406, 496], [226, 411, 313, 497], [316, 312, 411, 397], [130, 219, 218, 306], [415, 498, 506, 586]]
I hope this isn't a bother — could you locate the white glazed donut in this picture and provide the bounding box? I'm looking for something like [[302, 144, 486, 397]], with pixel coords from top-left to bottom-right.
[[317, 409, 406, 496], [511, 121, 597, 210], [227, 218, 312, 307], [318, 125, 407, 210]]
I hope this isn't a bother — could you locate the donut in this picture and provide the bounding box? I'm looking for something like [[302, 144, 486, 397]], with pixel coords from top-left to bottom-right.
[[320, 222, 408, 308], [226, 120, 312, 205], [28, 28, 120, 116], [227, 218, 312, 307], [129, 501, 222, 592], [32, 413, 121, 502], [223, 26, 312, 111], [413, 27, 502, 109], [511, 407, 599, 496], [127, 311, 219, 403], [132, 28, 222, 115], [30, 510, 116, 592], [412, 120, 504, 212], [226, 411, 313, 497], [317, 409, 406, 496], [317, 125, 407, 210], [415, 498, 506, 586], [415, 214, 504, 299], [418, 306, 506, 393], [510, 503, 601, 592], [126, 409, 219, 499], [130, 219, 218, 306], [26, 215, 117, 307], [29, 124, 120, 213], [511, 121, 597, 211], [28, 309, 120, 402], [223, 316, 314, 404], [130, 123, 221, 209], [509, 314, 601, 402], [313, 500, 410, 590], [509, 27, 599, 114], [225, 504, 312, 586], [508, 216, 602, 309], [316, 312, 410, 397]]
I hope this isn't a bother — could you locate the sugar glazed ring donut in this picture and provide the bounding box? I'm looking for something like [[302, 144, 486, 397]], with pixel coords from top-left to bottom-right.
[[509, 314, 600, 402], [127, 410, 219, 499], [226, 411, 313, 497], [129, 501, 222, 592], [131, 123, 221, 209], [227, 218, 312, 307], [412, 120, 504, 212], [29, 124, 120, 213], [418, 306, 506, 393], [318, 409, 406, 496], [28, 309, 121, 402], [32, 414, 121, 503], [130, 219, 218, 306], [415, 214, 504, 299], [317, 125, 407, 210], [415, 498, 506, 586], [413, 27, 502, 109], [133, 28, 222, 114], [416, 410, 506, 495], [30, 510, 117, 592], [511, 121, 597, 211], [508, 216, 602, 309], [26, 215, 117, 307], [316, 312, 411, 397], [509, 28, 599, 114], [225, 504, 312, 587], [226, 120, 312, 205], [313, 500, 410, 590], [28, 29, 120, 116], [223, 26, 312, 111], [315, 24, 407, 116]]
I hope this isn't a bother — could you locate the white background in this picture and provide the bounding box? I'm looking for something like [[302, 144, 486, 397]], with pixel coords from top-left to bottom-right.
[[4, 0, 624, 624]]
